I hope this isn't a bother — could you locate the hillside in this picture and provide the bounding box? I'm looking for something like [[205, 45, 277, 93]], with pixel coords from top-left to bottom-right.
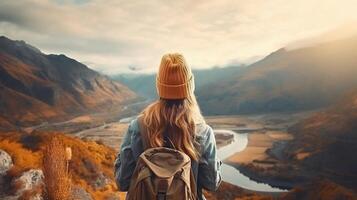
[[2, 132, 356, 200], [0, 36, 136, 128], [285, 91, 357, 189], [0, 132, 126, 199], [281, 179, 357, 200], [0, 131, 280, 200], [112, 65, 243, 99], [196, 35, 357, 115]]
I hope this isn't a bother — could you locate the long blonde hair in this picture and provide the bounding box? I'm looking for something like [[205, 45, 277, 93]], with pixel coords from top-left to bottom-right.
[[140, 94, 205, 161]]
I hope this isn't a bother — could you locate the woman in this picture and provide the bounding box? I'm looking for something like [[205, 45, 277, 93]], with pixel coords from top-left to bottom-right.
[[114, 53, 222, 200]]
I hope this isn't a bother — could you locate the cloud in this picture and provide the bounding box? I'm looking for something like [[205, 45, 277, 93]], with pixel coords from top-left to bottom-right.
[[1, 0, 357, 74]]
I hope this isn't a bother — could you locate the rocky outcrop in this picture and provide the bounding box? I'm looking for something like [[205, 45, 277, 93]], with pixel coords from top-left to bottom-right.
[[0, 150, 44, 199], [92, 172, 111, 190], [1, 194, 43, 200], [30, 194, 43, 200], [0, 149, 13, 196], [10, 169, 44, 200], [13, 169, 44, 194], [0, 149, 13, 175]]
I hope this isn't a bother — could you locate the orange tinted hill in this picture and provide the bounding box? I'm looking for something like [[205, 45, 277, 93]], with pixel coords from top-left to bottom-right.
[[282, 179, 357, 200], [204, 181, 274, 200], [0, 36, 136, 127], [197, 35, 357, 115], [0, 132, 276, 200], [0, 132, 126, 199], [286, 92, 357, 189]]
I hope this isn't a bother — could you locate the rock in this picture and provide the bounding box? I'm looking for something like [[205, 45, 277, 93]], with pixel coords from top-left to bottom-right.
[[30, 193, 43, 200], [13, 169, 44, 194], [0, 149, 13, 194], [0, 149, 13, 175], [1, 195, 19, 200], [71, 186, 93, 200], [0, 192, 43, 200], [93, 172, 111, 190]]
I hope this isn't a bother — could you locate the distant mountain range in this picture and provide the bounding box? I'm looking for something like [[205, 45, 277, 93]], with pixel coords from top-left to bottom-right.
[[114, 36, 357, 116], [112, 65, 244, 100], [2, 32, 356, 129], [0, 36, 136, 128], [197, 35, 357, 115]]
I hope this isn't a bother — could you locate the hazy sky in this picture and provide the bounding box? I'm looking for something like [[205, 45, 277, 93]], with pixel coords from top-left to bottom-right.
[[1, 0, 357, 74]]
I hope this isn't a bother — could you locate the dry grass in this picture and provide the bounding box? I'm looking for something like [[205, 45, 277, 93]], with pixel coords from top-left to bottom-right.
[[0, 136, 42, 177], [43, 136, 72, 200]]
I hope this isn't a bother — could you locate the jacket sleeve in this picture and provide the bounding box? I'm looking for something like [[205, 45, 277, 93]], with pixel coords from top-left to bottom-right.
[[197, 126, 222, 191], [114, 121, 137, 191]]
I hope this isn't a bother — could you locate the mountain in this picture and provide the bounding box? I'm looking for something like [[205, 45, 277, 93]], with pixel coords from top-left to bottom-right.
[[112, 65, 244, 100], [112, 73, 157, 99], [196, 35, 357, 115], [281, 179, 357, 200], [0, 36, 136, 128], [286, 91, 357, 188]]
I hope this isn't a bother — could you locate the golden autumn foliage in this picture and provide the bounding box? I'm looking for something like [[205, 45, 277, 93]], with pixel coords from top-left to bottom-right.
[[0, 131, 285, 200], [0, 134, 42, 177], [0, 132, 126, 200]]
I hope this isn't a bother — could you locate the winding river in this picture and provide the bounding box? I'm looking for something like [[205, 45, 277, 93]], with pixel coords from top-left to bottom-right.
[[215, 129, 287, 192]]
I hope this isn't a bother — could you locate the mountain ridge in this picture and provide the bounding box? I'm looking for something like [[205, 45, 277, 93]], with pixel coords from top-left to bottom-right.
[[112, 65, 244, 100], [196, 35, 357, 115], [0, 36, 137, 128]]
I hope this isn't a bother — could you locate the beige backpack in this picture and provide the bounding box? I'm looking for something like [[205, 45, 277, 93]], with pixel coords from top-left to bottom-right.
[[126, 119, 197, 200]]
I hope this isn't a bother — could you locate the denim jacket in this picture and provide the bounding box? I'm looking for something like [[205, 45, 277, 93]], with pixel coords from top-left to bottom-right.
[[114, 118, 222, 200]]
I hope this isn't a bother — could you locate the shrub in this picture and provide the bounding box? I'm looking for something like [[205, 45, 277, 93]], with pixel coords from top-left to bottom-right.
[[19, 134, 42, 151]]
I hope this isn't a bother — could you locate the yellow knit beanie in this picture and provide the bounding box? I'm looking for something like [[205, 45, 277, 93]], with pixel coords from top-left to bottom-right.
[[156, 53, 195, 99]]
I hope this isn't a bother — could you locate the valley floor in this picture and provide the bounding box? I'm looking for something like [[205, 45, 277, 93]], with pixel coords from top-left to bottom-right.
[[47, 110, 314, 198], [7, 108, 356, 199]]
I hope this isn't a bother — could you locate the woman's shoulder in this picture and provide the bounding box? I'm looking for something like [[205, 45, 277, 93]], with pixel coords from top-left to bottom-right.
[[124, 117, 145, 158], [195, 122, 214, 140], [121, 117, 141, 142], [128, 116, 139, 127], [127, 115, 147, 138]]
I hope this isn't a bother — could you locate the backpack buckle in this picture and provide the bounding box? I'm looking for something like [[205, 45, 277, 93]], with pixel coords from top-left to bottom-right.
[[157, 191, 166, 200]]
